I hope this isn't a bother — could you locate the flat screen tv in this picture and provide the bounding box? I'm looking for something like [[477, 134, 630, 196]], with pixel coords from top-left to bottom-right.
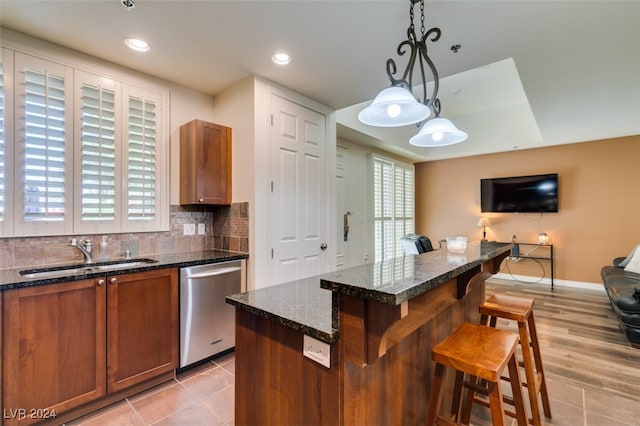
[[481, 173, 558, 213]]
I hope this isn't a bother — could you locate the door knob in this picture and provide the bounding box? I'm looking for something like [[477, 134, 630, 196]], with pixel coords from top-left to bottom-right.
[[320, 243, 327, 251]]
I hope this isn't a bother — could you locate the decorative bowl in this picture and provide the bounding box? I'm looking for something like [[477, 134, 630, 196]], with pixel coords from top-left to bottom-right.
[[446, 236, 468, 253]]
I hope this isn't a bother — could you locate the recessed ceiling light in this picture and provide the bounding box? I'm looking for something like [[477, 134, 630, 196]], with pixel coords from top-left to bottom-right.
[[124, 38, 150, 52], [272, 52, 291, 65], [121, 0, 135, 11]]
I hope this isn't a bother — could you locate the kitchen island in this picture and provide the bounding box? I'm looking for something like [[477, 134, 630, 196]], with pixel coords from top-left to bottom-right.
[[226, 241, 511, 425]]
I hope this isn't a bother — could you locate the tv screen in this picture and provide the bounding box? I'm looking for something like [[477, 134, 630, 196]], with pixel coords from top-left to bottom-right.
[[481, 173, 558, 213]]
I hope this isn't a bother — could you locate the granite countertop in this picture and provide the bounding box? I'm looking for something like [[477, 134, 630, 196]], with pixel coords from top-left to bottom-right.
[[320, 241, 512, 305], [226, 241, 512, 344], [0, 249, 248, 290]]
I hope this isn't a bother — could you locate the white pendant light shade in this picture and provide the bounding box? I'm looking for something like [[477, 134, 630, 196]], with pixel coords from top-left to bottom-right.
[[409, 117, 468, 147], [358, 86, 431, 127]]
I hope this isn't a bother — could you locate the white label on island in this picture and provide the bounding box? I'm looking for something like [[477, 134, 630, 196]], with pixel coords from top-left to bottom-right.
[[303, 335, 331, 368]]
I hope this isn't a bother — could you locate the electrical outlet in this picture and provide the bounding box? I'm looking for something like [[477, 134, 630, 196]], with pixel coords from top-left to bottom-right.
[[198, 223, 205, 235], [183, 223, 195, 236], [303, 335, 331, 368]]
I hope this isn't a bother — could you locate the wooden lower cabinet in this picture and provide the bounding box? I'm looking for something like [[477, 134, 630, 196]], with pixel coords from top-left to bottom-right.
[[107, 269, 178, 393], [1, 268, 178, 425], [2, 279, 106, 425]]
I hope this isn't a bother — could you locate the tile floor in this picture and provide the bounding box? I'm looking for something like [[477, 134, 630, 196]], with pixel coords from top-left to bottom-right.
[[68, 352, 235, 426]]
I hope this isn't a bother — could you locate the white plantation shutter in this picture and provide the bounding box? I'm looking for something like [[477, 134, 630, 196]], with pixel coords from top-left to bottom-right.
[[372, 156, 415, 262], [124, 85, 167, 232], [75, 71, 120, 233], [23, 70, 67, 221], [14, 53, 73, 236]]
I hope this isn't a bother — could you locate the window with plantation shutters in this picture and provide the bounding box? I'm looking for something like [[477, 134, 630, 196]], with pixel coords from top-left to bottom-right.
[[13, 53, 73, 236], [23, 69, 67, 222], [3, 49, 168, 237], [127, 93, 157, 222], [79, 80, 117, 223], [372, 156, 415, 262]]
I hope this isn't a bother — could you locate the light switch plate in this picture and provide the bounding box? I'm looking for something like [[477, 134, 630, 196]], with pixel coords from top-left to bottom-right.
[[303, 335, 331, 368], [184, 223, 195, 236]]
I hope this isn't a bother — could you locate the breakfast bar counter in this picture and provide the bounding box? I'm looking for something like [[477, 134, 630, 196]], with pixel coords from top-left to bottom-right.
[[226, 241, 511, 425]]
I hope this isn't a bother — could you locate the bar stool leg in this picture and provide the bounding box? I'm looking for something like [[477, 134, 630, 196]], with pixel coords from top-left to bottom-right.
[[426, 363, 446, 426], [450, 370, 465, 421], [516, 320, 542, 426], [507, 352, 528, 426], [528, 311, 552, 417], [487, 381, 507, 426]]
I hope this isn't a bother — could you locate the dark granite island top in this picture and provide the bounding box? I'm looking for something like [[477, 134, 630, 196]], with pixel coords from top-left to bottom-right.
[[227, 241, 511, 344], [230, 241, 512, 425]]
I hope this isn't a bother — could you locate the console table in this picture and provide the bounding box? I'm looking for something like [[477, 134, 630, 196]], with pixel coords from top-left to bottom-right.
[[512, 243, 555, 289]]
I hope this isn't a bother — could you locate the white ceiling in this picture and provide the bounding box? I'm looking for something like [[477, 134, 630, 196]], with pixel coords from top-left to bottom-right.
[[1, 0, 638, 162]]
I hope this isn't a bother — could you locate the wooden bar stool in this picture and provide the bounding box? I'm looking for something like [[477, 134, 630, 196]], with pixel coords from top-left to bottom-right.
[[478, 294, 551, 426], [425, 322, 528, 426]]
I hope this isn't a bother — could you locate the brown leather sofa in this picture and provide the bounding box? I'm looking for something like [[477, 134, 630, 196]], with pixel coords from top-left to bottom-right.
[[601, 259, 640, 348]]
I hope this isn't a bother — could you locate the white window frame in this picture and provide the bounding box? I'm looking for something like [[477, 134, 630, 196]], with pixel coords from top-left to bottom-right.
[[0, 48, 15, 237], [371, 155, 415, 262], [1, 46, 169, 238]]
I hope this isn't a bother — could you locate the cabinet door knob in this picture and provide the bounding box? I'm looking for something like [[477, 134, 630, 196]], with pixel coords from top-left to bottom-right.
[[198, 198, 204, 203], [110, 277, 117, 284], [97, 279, 106, 286]]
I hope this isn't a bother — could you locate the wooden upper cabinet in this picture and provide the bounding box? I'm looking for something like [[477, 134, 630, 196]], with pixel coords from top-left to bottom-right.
[[180, 119, 232, 205]]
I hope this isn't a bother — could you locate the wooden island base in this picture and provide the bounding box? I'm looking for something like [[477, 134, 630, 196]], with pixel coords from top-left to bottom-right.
[[234, 259, 501, 425]]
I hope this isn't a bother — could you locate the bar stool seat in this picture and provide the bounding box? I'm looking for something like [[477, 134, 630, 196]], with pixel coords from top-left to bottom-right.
[[479, 294, 551, 426], [425, 322, 528, 426]]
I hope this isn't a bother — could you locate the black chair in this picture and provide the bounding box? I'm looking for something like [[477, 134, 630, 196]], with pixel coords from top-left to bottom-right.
[[402, 234, 434, 254]]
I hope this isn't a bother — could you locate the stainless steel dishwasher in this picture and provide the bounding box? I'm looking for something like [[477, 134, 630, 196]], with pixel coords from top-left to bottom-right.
[[179, 259, 245, 368]]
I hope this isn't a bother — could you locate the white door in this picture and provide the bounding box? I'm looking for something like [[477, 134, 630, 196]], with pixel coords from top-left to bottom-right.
[[268, 93, 327, 285]]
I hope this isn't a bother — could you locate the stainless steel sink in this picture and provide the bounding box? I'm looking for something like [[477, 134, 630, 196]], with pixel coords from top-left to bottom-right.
[[20, 258, 158, 279]]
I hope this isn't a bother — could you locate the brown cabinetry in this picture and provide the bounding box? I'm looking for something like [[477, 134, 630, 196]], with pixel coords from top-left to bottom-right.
[[2, 268, 178, 425], [107, 269, 178, 392], [2, 279, 106, 425], [180, 119, 232, 205]]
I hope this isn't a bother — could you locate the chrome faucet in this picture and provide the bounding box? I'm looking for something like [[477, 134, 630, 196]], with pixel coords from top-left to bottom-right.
[[69, 238, 93, 264]]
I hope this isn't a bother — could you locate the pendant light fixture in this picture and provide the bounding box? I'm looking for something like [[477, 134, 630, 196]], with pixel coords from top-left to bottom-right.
[[359, 0, 467, 146], [409, 100, 468, 147]]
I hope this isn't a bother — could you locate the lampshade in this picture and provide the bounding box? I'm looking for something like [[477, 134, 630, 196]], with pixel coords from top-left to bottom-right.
[[409, 117, 468, 147], [358, 86, 431, 127], [476, 217, 492, 228]]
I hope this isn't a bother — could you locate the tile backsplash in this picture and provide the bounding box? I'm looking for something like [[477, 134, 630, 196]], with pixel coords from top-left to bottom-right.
[[0, 202, 249, 270]]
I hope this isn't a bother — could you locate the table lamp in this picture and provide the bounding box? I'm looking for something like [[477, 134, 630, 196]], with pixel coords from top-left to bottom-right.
[[538, 232, 549, 244], [476, 217, 492, 241]]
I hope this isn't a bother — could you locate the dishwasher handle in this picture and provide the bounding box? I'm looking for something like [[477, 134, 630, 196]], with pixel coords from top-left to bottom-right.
[[186, 266, 242, 279]]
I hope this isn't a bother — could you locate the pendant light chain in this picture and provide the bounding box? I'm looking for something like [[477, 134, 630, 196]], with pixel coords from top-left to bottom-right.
[[420, 0, 426, 38]]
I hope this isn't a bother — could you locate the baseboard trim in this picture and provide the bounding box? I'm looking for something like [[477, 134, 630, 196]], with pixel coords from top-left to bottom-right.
[[491, 273, 605, 292]]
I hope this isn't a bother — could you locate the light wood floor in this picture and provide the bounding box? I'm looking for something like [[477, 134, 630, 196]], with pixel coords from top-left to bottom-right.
[[481, 278, 640, 426]]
